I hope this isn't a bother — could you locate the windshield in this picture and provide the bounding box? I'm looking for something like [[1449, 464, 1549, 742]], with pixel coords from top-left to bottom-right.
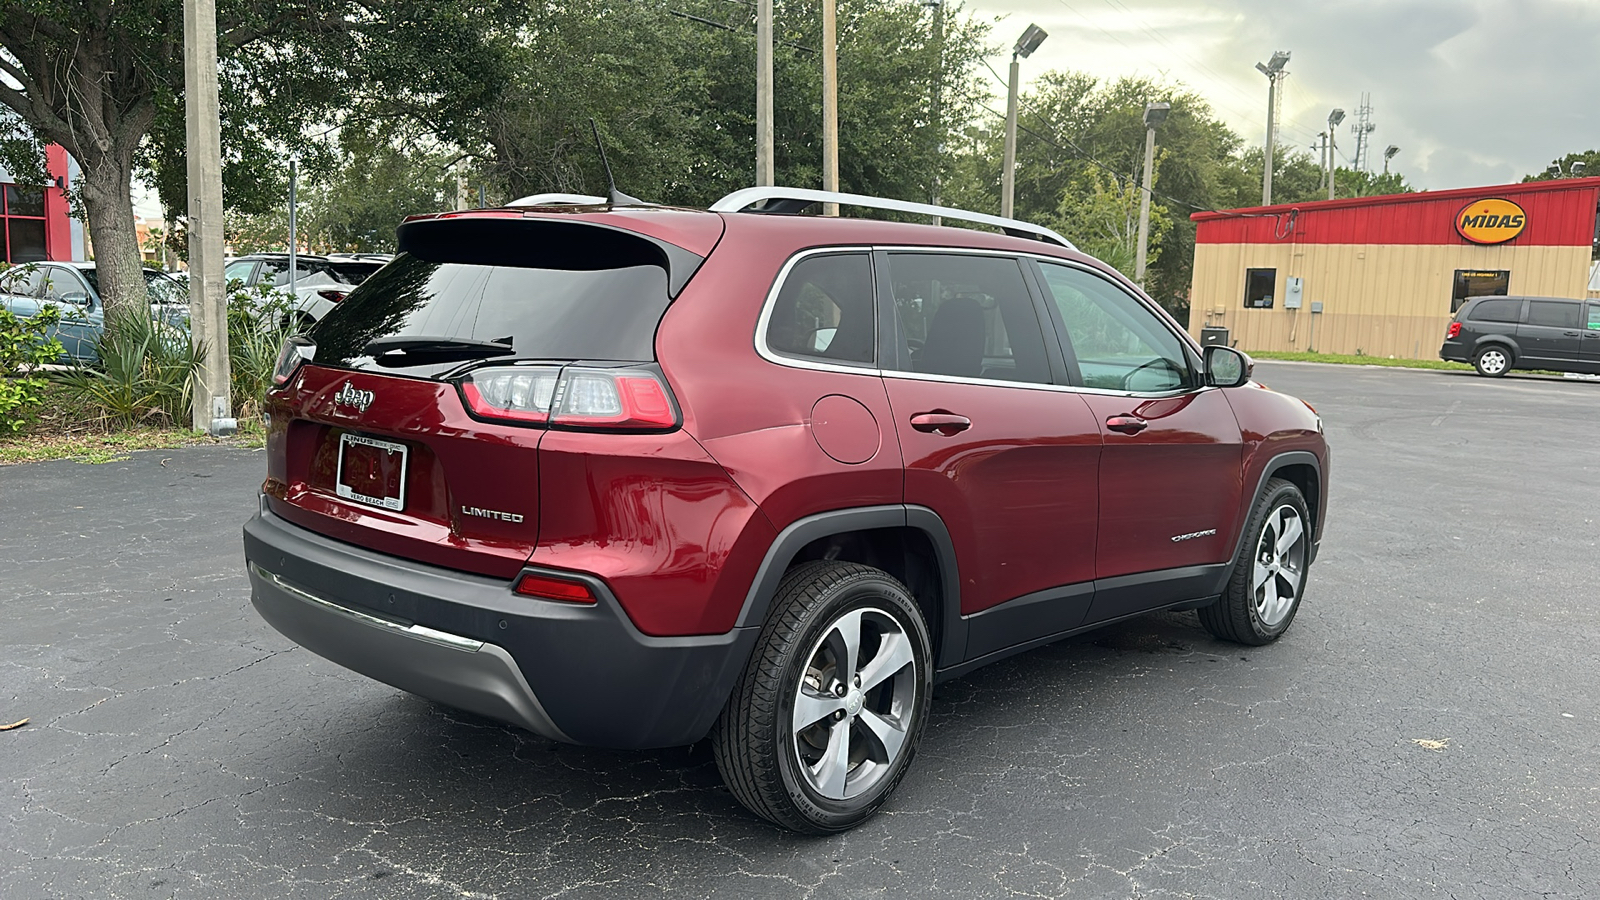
[[310, 252, 671, 374]]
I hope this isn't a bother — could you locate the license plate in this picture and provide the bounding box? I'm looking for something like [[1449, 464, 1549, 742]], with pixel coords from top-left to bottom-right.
[[335, 433, 408, 511]]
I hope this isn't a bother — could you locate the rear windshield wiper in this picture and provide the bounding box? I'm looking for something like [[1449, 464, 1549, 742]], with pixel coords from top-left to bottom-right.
[[363, 335, 515, 365]]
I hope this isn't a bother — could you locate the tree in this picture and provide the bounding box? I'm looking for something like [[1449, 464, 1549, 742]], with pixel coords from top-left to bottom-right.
[[1522, 150, 1600, 182], [1049, 167, 1171, 279], [0, 0, 344, 319]]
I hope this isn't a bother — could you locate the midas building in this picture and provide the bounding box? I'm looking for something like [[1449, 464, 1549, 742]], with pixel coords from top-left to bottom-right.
[[1186, 177, 1600, 359]]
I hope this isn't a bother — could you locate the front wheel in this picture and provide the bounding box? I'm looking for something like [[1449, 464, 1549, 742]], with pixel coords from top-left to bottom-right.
[[1475, 345, 1511, 377], [713, 561, 932, 833], [1199, 478, 1312, 645]]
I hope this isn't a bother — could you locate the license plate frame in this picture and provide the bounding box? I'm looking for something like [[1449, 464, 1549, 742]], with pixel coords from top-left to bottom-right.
[[335, 432, 409, 511]]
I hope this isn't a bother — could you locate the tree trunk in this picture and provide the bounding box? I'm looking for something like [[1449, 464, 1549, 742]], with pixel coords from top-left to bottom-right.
[[77, 155, 149, 322]]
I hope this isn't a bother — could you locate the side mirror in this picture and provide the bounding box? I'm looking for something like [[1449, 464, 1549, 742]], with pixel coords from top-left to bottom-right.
[[1204, 345, 1252, 388]]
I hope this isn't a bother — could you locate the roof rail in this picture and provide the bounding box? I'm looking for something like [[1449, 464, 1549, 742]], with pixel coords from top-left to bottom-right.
[[506, 193, 608, 207], [709, 187, 1075, 249]]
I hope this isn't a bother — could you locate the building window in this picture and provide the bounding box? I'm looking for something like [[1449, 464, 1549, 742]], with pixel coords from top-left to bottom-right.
[[1451, 269, 1508, 313], [1243, 268, 1276, 308], [2, 184, 48, 263]]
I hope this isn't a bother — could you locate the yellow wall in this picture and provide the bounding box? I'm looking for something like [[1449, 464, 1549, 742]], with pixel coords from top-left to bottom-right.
[[1187, 242, 1593, 359]]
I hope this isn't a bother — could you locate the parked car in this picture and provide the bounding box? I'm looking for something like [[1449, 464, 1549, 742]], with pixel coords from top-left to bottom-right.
[[1441, 295, 1600, 377], [243, 188, 1329, 833], [0, 261, 188, 363], [225, 252, 391, 327]]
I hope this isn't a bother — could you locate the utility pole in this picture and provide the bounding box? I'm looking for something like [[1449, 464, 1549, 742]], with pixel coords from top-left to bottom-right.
[[287, 157, 298, 302], [1001, 24, 1047, 220], [183, 0, 233, 435], [1327, 108, 1345, 200], [927, 0, 943, 225], [821, 0, 839, 215], [1134, 102, 1169, 289], [1255, 50, 1290, 207], [756, 0, 774, 187]]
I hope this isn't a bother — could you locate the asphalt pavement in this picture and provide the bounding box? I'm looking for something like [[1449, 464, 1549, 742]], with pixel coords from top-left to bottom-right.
[[4, 361, 1600, 899]]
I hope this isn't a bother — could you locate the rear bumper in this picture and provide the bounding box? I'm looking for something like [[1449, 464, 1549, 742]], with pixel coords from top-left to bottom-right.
[[243, 498, 758, 748], [1439, 340, 1468, 362]]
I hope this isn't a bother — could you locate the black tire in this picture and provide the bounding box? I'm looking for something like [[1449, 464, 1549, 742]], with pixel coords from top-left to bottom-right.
[[712, 560, 933, 834], [1199, 478, 1312, 646], [1474, 344, 1512, 377]]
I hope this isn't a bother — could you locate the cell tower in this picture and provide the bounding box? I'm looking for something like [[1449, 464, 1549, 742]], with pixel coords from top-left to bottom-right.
[[1350, 93, 1377, 172]]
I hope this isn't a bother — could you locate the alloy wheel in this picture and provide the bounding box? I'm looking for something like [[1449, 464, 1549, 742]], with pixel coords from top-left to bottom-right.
[[1253, 504, 1306, 628], [791, 606, 918, 801], [1479, 349, 1507, 375]]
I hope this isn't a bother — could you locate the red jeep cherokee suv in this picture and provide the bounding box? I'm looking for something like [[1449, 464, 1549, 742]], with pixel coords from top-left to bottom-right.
[[244, 187, 1328, 833]]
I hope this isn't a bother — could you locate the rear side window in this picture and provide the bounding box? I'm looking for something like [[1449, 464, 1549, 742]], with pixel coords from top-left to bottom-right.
[[1526, 300, 1581, 329], [764, 253, 875, 366], [1469, 299, 1522, 323]]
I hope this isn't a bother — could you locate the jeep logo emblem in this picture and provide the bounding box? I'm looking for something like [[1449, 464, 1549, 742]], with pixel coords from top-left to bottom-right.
[[334, 382, 375, 412]]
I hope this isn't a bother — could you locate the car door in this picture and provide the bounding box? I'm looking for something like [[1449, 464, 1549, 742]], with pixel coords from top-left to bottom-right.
[[37, 266, 103, 362], [1583, 302, 1600, 372], [1031, 260, 1244, 623], [878, 250, 1103, 655], [1516, 299, 1583, 366]]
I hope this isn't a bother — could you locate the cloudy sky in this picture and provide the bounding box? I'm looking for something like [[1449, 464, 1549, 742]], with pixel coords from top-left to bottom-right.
[[965, 0, 1600, 191]]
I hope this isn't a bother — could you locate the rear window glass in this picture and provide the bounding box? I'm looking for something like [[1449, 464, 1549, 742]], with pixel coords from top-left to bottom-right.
[[1469, 298, 1522, 323], [311, 252, 670, 371], [1526, 300, 1581, 329]]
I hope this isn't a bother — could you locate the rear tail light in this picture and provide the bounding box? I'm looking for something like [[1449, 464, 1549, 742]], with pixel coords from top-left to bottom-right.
[[513, 572, 598, 604], [316, 289, 347, 304], [458, 365, 678, 430], [271, 335, 315, 388], [1446, 321, 1462, 339]]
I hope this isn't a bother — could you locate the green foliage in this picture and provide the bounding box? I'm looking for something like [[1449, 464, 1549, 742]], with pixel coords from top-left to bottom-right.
[[1049, 167, 1172, 279], [227, 289, 295, 418], [52, 311, 205, 429], [0, 303, 65, 433], [1522, 150, 1600, 182]]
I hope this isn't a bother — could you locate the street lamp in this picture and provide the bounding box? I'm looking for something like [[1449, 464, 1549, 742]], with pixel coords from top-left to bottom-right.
[[1255, 50, 1290, 206], [1134, 101, 1170, 288], [1326, 108, 1346, 200], [1383, 145, 1400, 175], [1001, 23, 1048, 219]]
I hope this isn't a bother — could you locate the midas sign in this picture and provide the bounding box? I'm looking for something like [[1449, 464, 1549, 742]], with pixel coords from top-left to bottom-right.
[[1456, 198, 1527, 244]]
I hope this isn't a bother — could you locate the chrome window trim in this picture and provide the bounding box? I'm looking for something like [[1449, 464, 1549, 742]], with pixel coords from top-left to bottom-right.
[[249, 562, 486, 653], [753, 245, 1197, 400]]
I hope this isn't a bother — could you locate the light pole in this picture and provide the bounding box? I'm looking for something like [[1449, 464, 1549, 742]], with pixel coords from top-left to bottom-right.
[[287, 155, 298, 302], [1326, 108, 1345, 200], [1383, 145, 1400, 176], [926, 0, 943, 224], [822, 0, 838, 214], [1001, 23, 1047, 220], [183, 0, 232, 435], [1134, 101, 1169, 289], [1255, 50, 1290, 206]]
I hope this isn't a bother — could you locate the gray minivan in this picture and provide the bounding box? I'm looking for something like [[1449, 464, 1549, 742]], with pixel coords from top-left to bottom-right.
[[1440, 296, 1600, 377]]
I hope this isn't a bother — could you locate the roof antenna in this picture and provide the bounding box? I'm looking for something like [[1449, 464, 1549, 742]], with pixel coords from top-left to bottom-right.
[[590, 119, 647, 207]]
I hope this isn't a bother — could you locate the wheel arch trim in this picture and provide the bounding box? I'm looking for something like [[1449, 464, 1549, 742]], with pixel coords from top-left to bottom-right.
[[1229, 450, 1323, 572], [735, 505, 966, 668]]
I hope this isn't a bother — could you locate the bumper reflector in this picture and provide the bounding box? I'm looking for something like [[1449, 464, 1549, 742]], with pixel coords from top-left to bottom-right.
[[514, 572, 598, 604]]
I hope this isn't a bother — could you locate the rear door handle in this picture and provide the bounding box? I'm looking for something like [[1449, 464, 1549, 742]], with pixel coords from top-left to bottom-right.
[[1563, 330, 1582, 337], [910, 412, 971, 435], [1106, 415, 1148, 435]]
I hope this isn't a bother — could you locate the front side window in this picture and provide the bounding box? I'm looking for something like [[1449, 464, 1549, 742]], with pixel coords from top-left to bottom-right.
[[1588, 304, 1600, 331], [37, 266, 89, 303], [1244, 268, 1276, 308], [1469, 298, 1522, 323], [763, 253, 875, 366], [1526, 300, 1581, 329], [884, 253, 1050, 385], [1038, 262, 1192, 393], [224, 260, 258, 285]]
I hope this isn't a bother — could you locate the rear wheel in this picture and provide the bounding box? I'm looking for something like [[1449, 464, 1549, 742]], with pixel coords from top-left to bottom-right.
[[1474, 345, 1511, 377], [1200, 478, 1311, 645], [713, 561, 932, 833]]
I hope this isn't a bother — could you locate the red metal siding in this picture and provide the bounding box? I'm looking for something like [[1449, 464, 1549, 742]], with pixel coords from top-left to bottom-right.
[[1194, 178, 1600, 247], [43, 145, 71, 261]]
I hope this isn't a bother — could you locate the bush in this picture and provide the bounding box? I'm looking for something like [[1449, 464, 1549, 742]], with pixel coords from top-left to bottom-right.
[[52, 310, 205, 429], [0, 305, 65, 433], [228, 286, 296, 419]]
